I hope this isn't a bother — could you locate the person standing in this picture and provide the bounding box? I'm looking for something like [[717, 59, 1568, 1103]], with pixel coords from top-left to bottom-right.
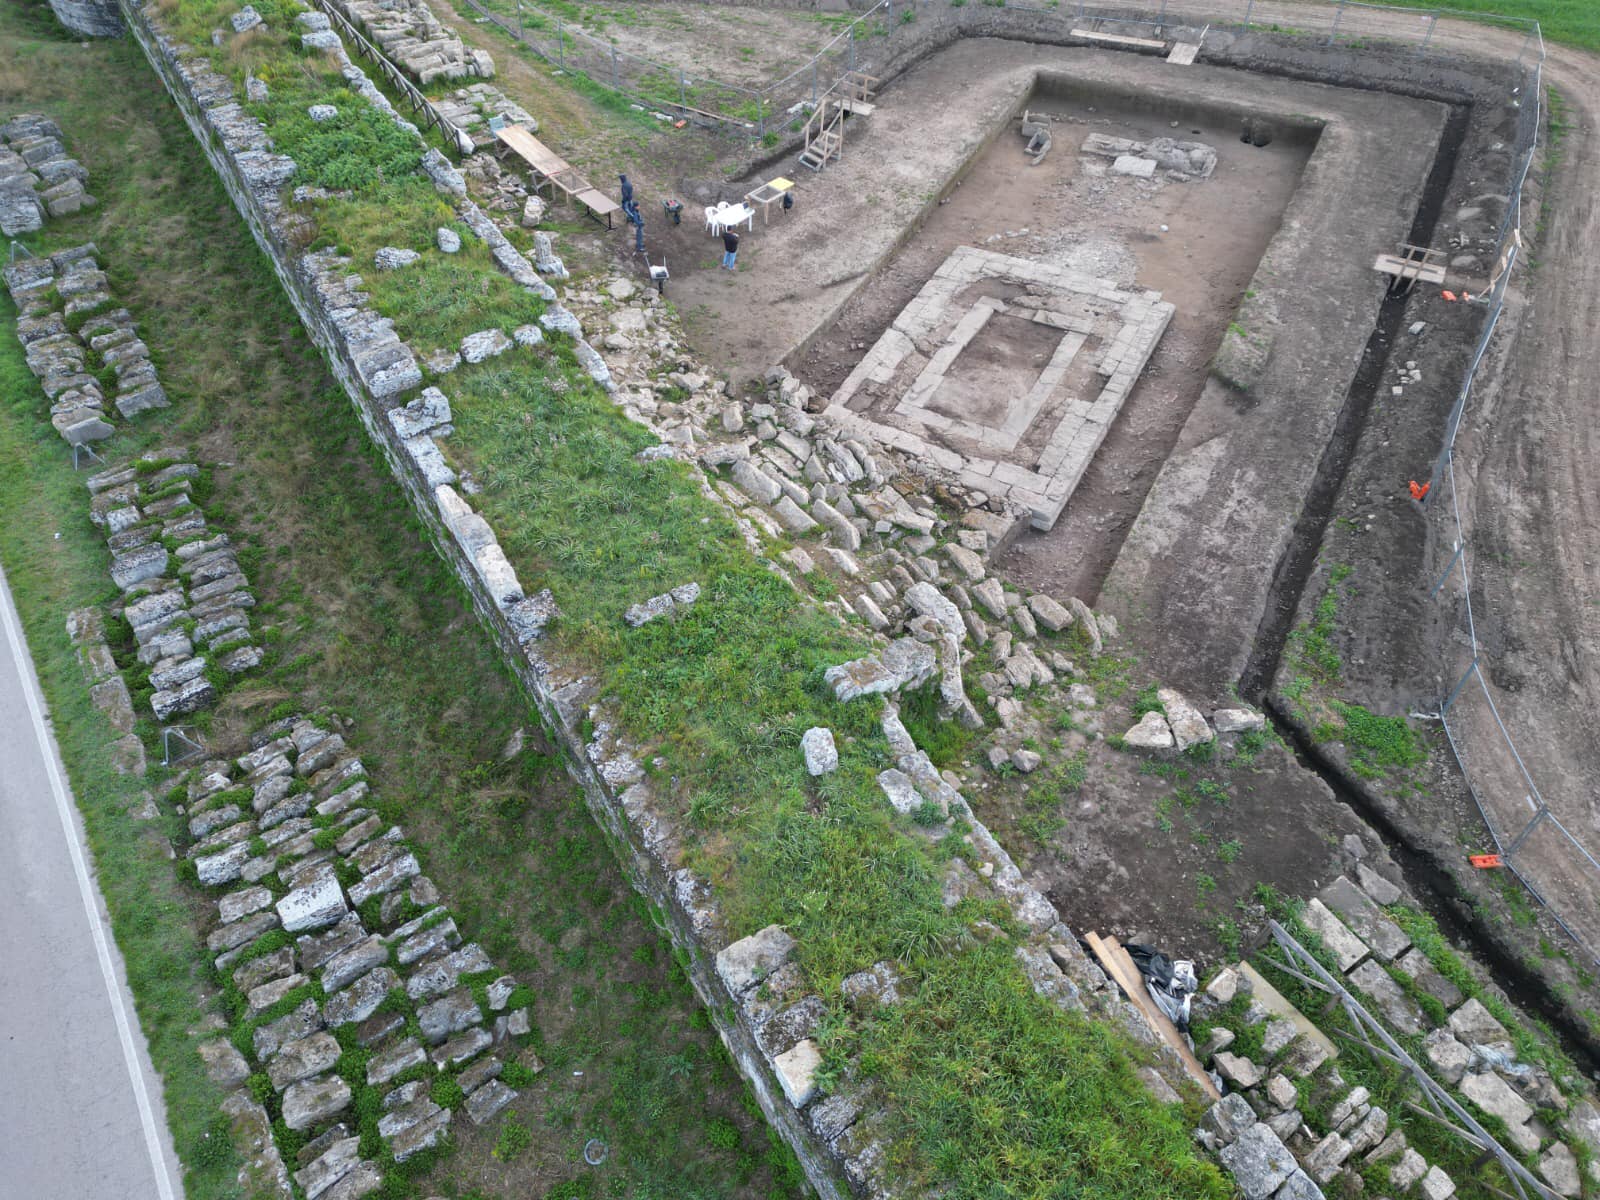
[[619, 174, 634, 207], [721, 226, 739, 271]]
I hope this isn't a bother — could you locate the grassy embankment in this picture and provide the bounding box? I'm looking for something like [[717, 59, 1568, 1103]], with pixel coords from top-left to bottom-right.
[[131, 0, 1240, 1195], [0, 6, 793, 1197]]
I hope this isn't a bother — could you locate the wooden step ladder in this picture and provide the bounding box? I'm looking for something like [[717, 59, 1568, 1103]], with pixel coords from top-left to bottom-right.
[[797, 97, 845, 171], [796, 72, 879, 172]]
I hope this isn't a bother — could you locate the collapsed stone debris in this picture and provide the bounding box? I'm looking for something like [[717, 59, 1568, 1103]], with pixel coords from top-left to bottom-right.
[[1193, 858, 1593, 1200]]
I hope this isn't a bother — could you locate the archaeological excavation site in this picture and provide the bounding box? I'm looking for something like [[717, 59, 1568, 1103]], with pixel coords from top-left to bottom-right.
[[5, 0, 1600, 1197]]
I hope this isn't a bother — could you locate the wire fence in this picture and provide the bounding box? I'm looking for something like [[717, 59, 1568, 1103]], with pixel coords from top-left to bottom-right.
[[450, 0, 1546, 140], [1413, 54, 1600, 968], [448, 0, 1580, 956]]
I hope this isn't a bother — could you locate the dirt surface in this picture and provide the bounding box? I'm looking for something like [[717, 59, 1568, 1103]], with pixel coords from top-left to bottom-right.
[[797, 85, 1313, 593], [978, 730, 1369, 971], [551, 1, 848, 87]]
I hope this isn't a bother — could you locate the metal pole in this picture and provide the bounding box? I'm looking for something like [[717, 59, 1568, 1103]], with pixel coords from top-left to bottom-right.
[[1327, 0, 1345, 44], [1429, 543, 1464, 600], [557, 19, 564, 68], [1441, 658, 1479, 714], [1243, 0, 1254, 30], [1504, 808, 1546, 858], [812, 61, 818, 105], [1158, 0, 1169, 26], [611, 45, 619, 93], [515, 0, 521, 40], [850, 26, 857, 73], [1418, 13, 1437, 55], [680, 72, 687, 108]]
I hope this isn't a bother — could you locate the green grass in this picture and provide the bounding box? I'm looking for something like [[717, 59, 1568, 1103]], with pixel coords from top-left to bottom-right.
[[1345, 0, 1598, 53]]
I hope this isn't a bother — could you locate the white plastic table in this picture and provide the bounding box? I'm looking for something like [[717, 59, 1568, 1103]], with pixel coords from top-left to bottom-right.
[[708, 202, 754, 234]]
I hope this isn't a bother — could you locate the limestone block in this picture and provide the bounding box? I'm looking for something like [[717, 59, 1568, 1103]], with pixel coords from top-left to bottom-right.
[[771, 1038, 821, 1108], [802, 727, 838, 776], [716, 925, 796, 997], [1218, 1124, 1296, 1200], [1447, 997, 1508, 1046], [1300, 899, 1368, 971], [282, 1073, 352, 1131]]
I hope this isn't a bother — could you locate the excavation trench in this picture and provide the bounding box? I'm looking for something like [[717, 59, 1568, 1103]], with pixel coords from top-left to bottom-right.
[[1237, 101, 1472, 702], [1265, 701, 1600, 1075]]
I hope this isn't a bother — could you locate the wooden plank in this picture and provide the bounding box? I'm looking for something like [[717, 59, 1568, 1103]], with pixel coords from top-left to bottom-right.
[[1374, 254, 1447, 284], [1167, 41, 1200, 65], [1085, 932, 1222, 1103], [1071, 28, 1169, 50]]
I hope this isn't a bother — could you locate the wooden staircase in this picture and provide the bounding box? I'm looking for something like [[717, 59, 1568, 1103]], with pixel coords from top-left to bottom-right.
[[797, 72, 879, 172]]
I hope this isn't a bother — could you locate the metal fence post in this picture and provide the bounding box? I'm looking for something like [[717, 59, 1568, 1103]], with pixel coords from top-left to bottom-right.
[[1441, 658, 1479, 714], [1158, 0, 1169, 25], [610, 45, 619, 92], [1417, 13, 1437, 55], [850, 25, 857, 73], [1429, 543, 1464, 600], [1327, 0, 1345, 44], [557, 19, 564, 68], [680, 71, 687, 108]]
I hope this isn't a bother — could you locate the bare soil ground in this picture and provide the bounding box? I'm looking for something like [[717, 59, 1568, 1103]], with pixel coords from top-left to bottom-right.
[[795, 87, 1313, 597]]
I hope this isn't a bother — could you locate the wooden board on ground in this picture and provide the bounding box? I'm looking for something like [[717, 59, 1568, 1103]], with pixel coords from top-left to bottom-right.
[[1374, 252, 1447, 285], [1167, 41, 1200, 65], [1086, 931, 1222, 1102], [1072, 28, 1169, 50]]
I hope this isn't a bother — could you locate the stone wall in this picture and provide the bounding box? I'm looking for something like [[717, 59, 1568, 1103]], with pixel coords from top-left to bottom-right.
[[48, 0, 124, 37]]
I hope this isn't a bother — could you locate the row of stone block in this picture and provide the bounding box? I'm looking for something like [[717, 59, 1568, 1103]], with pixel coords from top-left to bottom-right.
[[85, 454, 262, 720], [2, 244, 168, 448], [0, 111, 94, 236], [189, 716, 533, 1199], [1198, 863, 1590, 1199]]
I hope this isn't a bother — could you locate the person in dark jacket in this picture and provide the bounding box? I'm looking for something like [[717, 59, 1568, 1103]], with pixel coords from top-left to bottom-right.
[[721, 227, 739, 270], [619, 174, 634, 206]]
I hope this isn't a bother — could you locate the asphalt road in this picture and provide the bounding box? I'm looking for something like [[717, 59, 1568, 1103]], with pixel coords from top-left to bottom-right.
[[0, 558, 184, 1200]]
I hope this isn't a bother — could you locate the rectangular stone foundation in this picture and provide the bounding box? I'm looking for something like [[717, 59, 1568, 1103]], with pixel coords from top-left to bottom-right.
[[825, 246, 1171, 529]]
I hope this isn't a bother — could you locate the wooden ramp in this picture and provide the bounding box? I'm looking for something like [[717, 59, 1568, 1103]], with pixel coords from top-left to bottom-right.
[[494, 124, 619, 227], [1167, 23, 1208, 65], [1085, 932, 1222, 1103]]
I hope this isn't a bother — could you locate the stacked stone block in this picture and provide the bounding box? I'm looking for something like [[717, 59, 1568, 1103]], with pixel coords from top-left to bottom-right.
[[340, 0, 494, 85], [0, 112, 94, 236], [188, 716, 533, 1198], [3, 244, 169, 449], [84, 453, 262, 720], [1193, 863, 1592, 1200]]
